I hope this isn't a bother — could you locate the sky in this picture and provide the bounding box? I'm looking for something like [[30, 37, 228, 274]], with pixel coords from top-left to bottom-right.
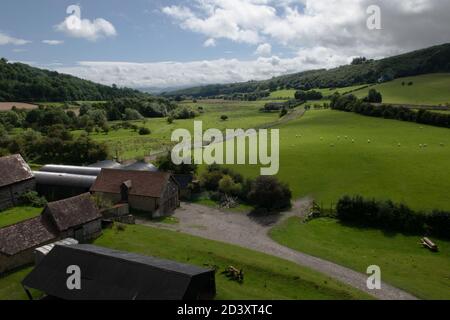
[[1, 0, 450, 90]]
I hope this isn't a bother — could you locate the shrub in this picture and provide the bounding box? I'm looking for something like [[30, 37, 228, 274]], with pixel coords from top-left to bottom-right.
[[248, 176, 292, 212], [19, 191, 47, 208], [336, 195, 450, 239], [138, 127, 151, 135], [221, 115, 229, 121]]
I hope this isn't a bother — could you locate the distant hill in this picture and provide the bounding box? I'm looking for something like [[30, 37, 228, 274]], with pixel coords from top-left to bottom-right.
[[0, 58, 146, 102], [165, 43, 450, 98]]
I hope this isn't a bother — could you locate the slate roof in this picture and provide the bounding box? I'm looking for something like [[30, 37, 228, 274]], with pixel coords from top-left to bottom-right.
[[22, 244, 216, 300], [44, 193, 101, 232], [90, 169, 174, 198], [0, 154, 34, 188], [0, 216, 58, 256]]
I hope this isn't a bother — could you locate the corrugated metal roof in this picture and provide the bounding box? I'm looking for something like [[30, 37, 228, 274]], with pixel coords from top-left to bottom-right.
[[0, 154, 34, 188], [88, 160, 122, 169], [22, 244, 216, 300], [40, 165, 102, 177], [122, 161, 158, 172], [33, 171, 97, 189], [35, 238, 78, 256]]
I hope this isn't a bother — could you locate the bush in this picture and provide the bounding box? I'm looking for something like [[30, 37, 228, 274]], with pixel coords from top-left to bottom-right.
[[336, 195, 450, 239], [138, 127, 151, 135], [248, 176, 292, 212], [221, 115, 228, 121], [19, 191, 47, 208]]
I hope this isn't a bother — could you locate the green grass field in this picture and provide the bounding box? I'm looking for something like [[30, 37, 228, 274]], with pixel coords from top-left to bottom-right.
[[0, 206, 42, 229], [0, 224, 374, 300], [271, 218, 450, 300], [354, 73, 450, 105], [268, 89, 296, 99], [92, 224, 370, 300], [222, 109, 450, 211], [75, 100, 279, 160]]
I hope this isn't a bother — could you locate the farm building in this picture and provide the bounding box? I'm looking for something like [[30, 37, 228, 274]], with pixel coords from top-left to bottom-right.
[[40, 165, 102, 176], [90, 169, 180, 217], [0, 193, 101, 274], [34, 171, 97, 201], [0, 215, 58, 274], [122, 161, 158, 172], [22, 244, 216, 300], [173, 174, 194, 200], [0, 154, 36, 211], [41, 193, 102, 242], [89, 160, 122, 169]]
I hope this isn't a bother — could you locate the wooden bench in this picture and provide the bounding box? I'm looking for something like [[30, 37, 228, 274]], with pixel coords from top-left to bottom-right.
[[421, 237, 439, 252]]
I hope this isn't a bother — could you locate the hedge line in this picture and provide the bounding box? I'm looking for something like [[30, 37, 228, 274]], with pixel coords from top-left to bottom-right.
[[336, 195, 450, 239], [330, 94, 450, 128]]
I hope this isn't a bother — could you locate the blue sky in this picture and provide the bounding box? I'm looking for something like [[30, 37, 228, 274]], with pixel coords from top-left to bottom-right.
[[1, 0, 450, 89]]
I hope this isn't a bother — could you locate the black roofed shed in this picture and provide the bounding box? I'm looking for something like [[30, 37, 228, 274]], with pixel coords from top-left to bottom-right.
[[22, 244, 216, 300]]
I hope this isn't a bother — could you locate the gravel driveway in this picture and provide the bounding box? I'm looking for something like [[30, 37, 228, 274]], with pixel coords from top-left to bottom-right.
[[136, 201, 418, 300]]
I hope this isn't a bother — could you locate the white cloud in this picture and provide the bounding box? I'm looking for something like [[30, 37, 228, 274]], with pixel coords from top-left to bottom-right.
[[0, 32, 31, 45], [55, 46, 349, 89], [42, 40, 64, 45], [163, 0, 450, 58], [203, 38, 216, 47], [255, 43, 272, 56], [55, 5, 117, 42]]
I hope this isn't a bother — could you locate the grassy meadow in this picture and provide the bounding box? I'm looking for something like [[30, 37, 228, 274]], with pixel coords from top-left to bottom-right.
[[93, 224, 371, 300], [220, 108, 450, 211], [75, 100, 280, 160], [354, 73, 450, 105], [0, 206, 42, 228], [271, 218, 450, 300]]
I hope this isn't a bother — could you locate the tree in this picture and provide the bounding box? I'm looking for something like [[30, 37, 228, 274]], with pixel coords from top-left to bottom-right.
[[218, 175, 242, 196], [124, 108, 144, 120], [364, 89, 383, 103], [221, 115, 228, 121], [248, 176, 292, 212], [156, 152, 198, 175], [138, 127, 151, 135]]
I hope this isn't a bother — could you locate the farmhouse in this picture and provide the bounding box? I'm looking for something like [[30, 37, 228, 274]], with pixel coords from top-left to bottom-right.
[[0, 193, 101, 274], [0, 154, 35, 211], [90, 169, 180, 217], [22, 244, 216, 300]]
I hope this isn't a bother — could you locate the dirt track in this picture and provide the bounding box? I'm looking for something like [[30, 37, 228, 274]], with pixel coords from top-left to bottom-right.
[[136, 201, 418, 300]]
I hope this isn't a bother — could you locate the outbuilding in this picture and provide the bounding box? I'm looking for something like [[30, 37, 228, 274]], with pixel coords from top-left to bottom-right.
[[22, 244, 216, 300], [0, 154, 35, 211], [42, 193, 102, 242], [90, 169, 180, 217]]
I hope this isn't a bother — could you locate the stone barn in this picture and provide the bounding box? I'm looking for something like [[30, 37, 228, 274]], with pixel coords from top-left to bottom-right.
[[0, 215, 58, 274], [0, 193, 102, 274], [0, 154, 35, 211], [22, 244, 216, 300], [90, 169, 180, 217], [42, 193, 102, 242]]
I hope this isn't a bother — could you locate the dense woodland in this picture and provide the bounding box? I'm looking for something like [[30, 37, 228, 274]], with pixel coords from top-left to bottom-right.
[[165, 43, 450, 99], [0, 58, 145, 102]]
